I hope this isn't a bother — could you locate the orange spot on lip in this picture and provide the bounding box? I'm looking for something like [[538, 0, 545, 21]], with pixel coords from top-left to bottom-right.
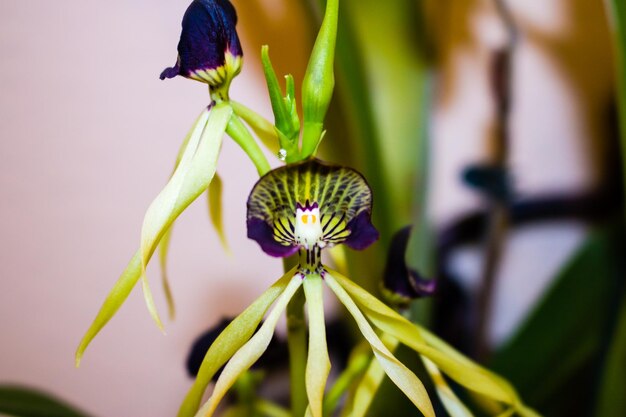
[[302, 215, 309, 224], [312, 215, 317, 223]]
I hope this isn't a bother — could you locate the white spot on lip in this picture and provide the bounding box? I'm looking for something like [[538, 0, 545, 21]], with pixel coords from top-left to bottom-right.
[[294, 205, 323, 249]]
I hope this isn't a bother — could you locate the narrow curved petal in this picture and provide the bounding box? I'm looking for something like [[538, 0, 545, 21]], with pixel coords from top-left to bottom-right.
[[75, 251, 142, 367], [328, 268, 521, 407], [178, 267, 298, 417], [195, 274, 303, 417], [208, 173, 230, 253], [158, 226, 176, 320], [140, 105, 231, 329], [422, 357, 474, 417], [348, 335, 395, 417], [304, 274, 330, 417], [324, 273, 435, 417]]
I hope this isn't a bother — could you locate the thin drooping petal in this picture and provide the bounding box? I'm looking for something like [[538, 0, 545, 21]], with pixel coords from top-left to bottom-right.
[[422, 357, 474, 417], [347, 333, 472, 417], [323, 343, 370, 416], [208, 173, 229, 252], [158, 226, 176, 320], [348, 335, 393, 417], [75, 251, 142, 366], [76, 110, 214, 364], [247, 159, 378, 257], [177, 267, 298, 417], [157, 109, 209, 320], [195, 274, 303, 417], [139, 104, 231, 329], [328, 268, 521, 407], [325, 273, 435, 417], [303, 274, 330, 417]]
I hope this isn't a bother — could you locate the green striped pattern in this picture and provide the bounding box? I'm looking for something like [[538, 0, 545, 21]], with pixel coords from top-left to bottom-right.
[[248, 159, 373, 246]]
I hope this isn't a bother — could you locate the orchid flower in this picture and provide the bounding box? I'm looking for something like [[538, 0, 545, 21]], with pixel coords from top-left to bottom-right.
[[176, 159, 538, 417], [75, 0, 539, 416], [75, 0, 281, 365]]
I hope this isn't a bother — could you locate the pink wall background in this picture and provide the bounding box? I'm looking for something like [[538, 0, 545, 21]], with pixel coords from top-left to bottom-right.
[[0, 0, 613, 416]]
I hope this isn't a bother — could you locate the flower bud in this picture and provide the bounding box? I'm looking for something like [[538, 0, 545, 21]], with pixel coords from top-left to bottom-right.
[[160, 0, 243, 100], [382, 226, 436, 307]]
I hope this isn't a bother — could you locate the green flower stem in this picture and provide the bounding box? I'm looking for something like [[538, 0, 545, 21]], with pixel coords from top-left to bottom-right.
[[286, 285, 308, 417], [230, 101, 280, 155], [226, 113, 271, 175]]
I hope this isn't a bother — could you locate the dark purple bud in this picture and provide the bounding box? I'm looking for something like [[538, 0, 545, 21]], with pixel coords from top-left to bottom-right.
[[382, 226, 436, 306], [160, 0, 243, 97]]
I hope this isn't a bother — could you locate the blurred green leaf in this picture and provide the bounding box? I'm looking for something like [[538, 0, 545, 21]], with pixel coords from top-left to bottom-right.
[[605, 0, 626, 213], [490, 225, 625, 415], [0, 386, 91, 417], [594, 293, 626, 417]]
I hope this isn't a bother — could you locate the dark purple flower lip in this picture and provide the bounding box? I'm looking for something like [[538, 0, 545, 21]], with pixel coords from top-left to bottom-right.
[[160, 0, 243, 91], [246, 159, 379, 257]]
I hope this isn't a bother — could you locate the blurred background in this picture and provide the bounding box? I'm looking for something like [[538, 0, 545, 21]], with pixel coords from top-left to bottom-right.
[[0, 0, 623, 416]]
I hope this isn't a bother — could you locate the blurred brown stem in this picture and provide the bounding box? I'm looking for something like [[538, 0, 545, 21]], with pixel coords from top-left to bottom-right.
[[475, 0, 517, 360]]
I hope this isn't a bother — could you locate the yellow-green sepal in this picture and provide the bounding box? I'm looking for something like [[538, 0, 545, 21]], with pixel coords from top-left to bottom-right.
[[177, 267, 299, 417], [194, 274, 303, 417], [328, 268, 528, 411], [303, 274, 330, 417], [139, 104, 232, 330], [325, 272, 435, 417], [208, 173, 230, 253]]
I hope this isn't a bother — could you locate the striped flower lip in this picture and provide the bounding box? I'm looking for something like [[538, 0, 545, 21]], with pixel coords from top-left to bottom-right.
[[160, 0, 243, 93], [247, 159, 379, 258]]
